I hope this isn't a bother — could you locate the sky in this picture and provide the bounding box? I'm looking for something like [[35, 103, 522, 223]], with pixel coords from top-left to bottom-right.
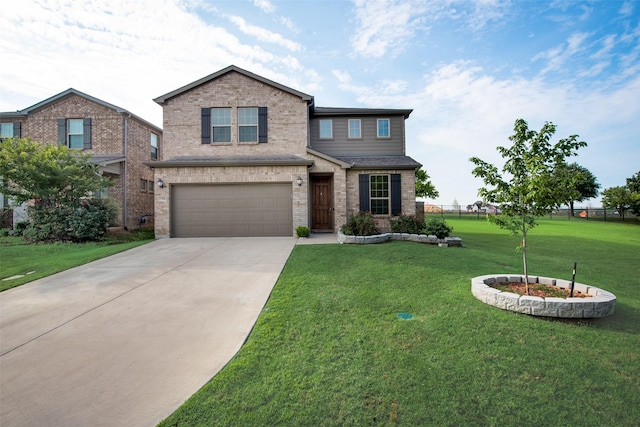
[[1, 0, 638, 207]]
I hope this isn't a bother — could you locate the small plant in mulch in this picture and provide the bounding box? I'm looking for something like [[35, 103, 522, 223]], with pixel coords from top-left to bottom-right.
[[489, 282, 592, 299]]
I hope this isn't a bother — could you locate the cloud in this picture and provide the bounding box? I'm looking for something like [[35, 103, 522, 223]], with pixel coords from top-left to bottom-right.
[[254, 0, 275, 14], [533, 31, 591, 75], [350, 0, 428, 58], [228, 15, 302, 52]]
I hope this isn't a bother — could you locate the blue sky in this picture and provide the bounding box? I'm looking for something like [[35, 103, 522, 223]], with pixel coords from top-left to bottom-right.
[[1, 0, 638, 206]]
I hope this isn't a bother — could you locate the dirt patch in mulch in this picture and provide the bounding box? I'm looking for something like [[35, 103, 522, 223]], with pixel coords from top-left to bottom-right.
[[489, 282, 592, 299]]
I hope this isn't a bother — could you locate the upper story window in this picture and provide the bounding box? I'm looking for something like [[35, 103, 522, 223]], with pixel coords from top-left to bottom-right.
[[150, 133, 159, 159], [319, 119, 333, 139], [348, 119, 361, 139], [67, 119, 85, 149], [370, 175, 389, 214], [212, 108, 231, 143], [1, 123, 14, 140], [58, 118, 91, 149], [238, 108, 258, 143], [377, 119, 390, 138]]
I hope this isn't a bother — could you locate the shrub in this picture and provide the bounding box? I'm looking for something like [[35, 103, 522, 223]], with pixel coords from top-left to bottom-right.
[[424, 217, 453, 239], [296, 226, 311, 238], [390, 214, 425, 234], [341, 211, 378, 236]]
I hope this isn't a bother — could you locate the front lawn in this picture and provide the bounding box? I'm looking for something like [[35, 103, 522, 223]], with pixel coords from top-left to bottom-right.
[[0, 230, 154, 292], [160, 218, 639, 426]]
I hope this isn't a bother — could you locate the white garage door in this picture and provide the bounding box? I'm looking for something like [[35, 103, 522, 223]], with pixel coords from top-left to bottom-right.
[[171, 183, 292, 237]]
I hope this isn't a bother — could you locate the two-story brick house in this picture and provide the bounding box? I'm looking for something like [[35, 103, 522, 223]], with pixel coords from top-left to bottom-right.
[[150, 65, 421, 238], [0, 89, 162, 228]]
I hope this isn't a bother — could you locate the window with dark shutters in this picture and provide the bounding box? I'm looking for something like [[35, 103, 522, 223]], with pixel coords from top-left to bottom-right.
[[201, 108, 211, 144], [13, 122, 21, 138], [258, 107, 268, 143], [359, 174, 370, 211]]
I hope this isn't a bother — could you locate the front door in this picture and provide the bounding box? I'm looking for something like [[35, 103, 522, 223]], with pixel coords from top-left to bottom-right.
[[311, 175, 333, 232]]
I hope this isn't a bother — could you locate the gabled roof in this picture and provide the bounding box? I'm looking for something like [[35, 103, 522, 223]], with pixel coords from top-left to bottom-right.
[[311, 106, 413, 119], [0, 88, 162, 133], [334, 155, 422, 170], [154, 65, 314, 105]]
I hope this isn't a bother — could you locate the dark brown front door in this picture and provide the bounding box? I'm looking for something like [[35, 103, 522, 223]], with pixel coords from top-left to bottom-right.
[[311, 175, 333, 232]]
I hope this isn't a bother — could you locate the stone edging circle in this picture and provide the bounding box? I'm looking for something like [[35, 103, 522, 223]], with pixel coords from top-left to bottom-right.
[[337, 230, 462, 247], [471, 274, 616, 318]]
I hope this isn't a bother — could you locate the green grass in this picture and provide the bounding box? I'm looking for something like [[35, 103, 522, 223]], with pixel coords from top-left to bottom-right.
[[160, 219, 640, 426], [0, 230, 154, 292]]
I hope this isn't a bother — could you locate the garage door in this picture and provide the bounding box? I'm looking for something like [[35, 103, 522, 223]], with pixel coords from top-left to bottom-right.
[[171, 184, 292, 237]]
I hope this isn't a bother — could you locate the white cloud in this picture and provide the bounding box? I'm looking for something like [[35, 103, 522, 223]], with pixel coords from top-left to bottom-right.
[[533, 31, 591, 74], [350, 0, 428, 58], [228, 15, 302, 52], [254, 0, 275, 14]]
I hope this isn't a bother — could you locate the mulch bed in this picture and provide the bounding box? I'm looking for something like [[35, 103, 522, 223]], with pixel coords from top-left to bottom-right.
[[489, 282, 592, 298]]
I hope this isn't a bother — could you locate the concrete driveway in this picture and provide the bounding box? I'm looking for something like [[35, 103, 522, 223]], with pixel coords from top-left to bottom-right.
[[0, 237, 296, 426]]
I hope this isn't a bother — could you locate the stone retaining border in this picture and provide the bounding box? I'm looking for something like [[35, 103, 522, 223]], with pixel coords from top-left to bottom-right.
[[337, 230, 462, 246], [471, 274, 616, 318]]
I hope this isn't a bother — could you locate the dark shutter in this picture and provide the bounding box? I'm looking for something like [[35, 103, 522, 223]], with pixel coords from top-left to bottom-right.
[[258, 106, 268, 143], [359, 174, 370, 211], [13, 122, 21, 138], [201, 108, 211, 144], [83, 118, 92, 149], [57, 119, 66, 146], [391, 173, 402, 215]]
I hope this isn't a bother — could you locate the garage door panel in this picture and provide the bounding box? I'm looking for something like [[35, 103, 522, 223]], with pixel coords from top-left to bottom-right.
[[172, 183, 292, 237]]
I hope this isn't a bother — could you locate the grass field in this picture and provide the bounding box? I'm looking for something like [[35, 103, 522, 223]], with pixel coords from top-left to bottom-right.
[[0, 230, 154, 292], [160, 219, 640, 426]]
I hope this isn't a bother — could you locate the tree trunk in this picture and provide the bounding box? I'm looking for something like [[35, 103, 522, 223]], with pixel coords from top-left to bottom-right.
[[570, 200, 575, 217]]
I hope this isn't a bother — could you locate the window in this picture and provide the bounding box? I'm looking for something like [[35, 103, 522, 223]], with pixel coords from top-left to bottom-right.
[[212, 108, 231, 143], [67, 119, 84, 148], [238, 108, 258, 143], [140, 179, 147, 192], [377, 118, 390, 138], [348, 119, 361, 139], [148, 180, 154, 193], [319, 119, 333, 139], [0, 123, 13, 140], [150, 133, 159, 159], [370, 175, 389, 214]]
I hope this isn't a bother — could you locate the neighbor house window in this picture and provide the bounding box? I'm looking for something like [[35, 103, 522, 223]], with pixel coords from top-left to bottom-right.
[[370, 175, 389, 214], [348, 119, 361, 138], [140, 179, 147, 192], [319, 119, 332, 139], [148, 180, 154, 193], [150, 133, 159, 159], [238, 108, 258, 143], [212, 108, 231, 143], [0, 123, 13, 140], [67, 119, 84, 149], [377, 118, 390, 138]]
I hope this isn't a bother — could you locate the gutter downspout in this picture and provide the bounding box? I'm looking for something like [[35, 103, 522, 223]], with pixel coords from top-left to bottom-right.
[[123, 113, 131, 229]]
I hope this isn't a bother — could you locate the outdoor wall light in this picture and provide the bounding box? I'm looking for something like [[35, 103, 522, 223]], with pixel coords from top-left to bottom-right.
[[157, 178, 164, 188], [296, 176, 303, 186]]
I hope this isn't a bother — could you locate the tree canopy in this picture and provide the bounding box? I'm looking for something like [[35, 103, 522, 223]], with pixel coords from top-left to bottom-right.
[[415, 168, 439, 199], [552, 162, 600, 216], [470, 119, 586, 290]]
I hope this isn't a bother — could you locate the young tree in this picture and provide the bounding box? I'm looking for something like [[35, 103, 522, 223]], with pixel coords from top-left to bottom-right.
[[552, 162, 600, 216], [470, 119, 586, 293], [0, 138, 113, 241], [602, 186, 631, 219], [415, 168, 439, 199]]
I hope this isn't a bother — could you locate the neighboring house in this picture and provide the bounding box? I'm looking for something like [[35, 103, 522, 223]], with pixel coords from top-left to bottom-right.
[[0, 89, 162, 229], [150, 65, 421, 238]]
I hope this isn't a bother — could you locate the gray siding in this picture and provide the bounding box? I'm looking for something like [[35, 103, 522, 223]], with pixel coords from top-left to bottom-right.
[[309, 116, 405, 156]]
